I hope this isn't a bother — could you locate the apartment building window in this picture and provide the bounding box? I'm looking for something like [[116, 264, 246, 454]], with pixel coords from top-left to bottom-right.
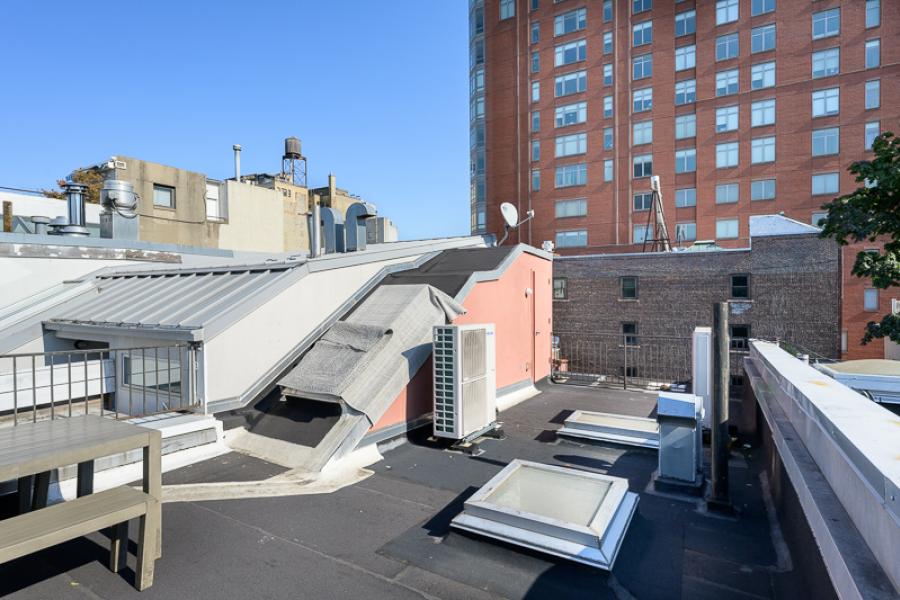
[[633, 87, 653, 112], [604, 159, 614, 182], [553, 277, 568, 299], [866, 122, 880, 150], [556, 230, 588, 248], [633, 0, 651, 15], [812, 127, 839, 157], [866, 0, 880, 28], [812, 48, 839, 78], [633, 224, 650, 244], [675, 188, 696, 207], [633, 54, 652, 80], [555, 39, 587, 66], [751, 61, 775, 89], [531, 140, 540, 161], [812, 8, 839, 40], [866, 40, 880, 69], [556, 163, 588, 187], [716, 183, 739, 204], [531, 81, 540, 102], [556, 132, 587, 157], [751, 137, 775, 163], [675, 149, 696, 173], [532, 169, 541, 191], [633, 21, 653, 46], [675, 45, 696, 71], [716, 34, 738, 61], [531, 22, 540, 44], [731, 274, 750, 299], [812, 172, 839, 195], [500, 0, 515, 20], [603, 127, 614, 150], [751, 99, 775, 127], [716, 0, 738, 25], [603, 0, 613, 23], [555, 102, 586, 127], [676, 222, 697, 242], [603, 32, 613, 54], [717, 142, 739, 168], [633, 154, 653, 178], [866, 80, 880, 110], [675, 79, 695, 105], [531, 0, 538, 11], [531, 51, 540, 73], [555, 8, 587, 36], [153, 184, 175, 208], [555, 71, 587, 97], [716, 69, 739, 96], [751, 0, 774, 17], [471, 67, 485, 93], [751, 24, 776, 53], [633, 120, 653, 145], [603, 63, 613, 85], [751, 179, 776, 201], [810, 212, 827, 227], [812, 88, 839, 117], [532, 110, 541, 131], [675, 10, 695, 37], [716, 106, 739, 132], [716, 218, 739, 239], [472, 39, 484, 67], [555, 198, 588, 218], [603, 95, 614, 118], [472, 96, 485, 118], [864, 288, 879, 311], [675, 114, 696, 139], [622, 322, 639, 346], [621, 276, 638, 299], [633, 192, 653, 211], [730, 325, 750, 350]]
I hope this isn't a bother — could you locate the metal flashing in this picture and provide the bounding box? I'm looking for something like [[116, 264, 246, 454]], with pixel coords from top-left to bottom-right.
[[558, 410, 660, 449]]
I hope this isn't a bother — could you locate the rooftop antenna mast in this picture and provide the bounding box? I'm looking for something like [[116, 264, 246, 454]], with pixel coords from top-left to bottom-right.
[[642, 175, 672, 253]]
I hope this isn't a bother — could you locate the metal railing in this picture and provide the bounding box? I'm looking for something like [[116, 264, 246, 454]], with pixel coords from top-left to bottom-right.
[[551, 331, 747, 393], [0, 345, 199, 426]]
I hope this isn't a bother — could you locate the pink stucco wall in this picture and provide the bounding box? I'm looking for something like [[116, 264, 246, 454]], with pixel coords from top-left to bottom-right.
[[369, 249, 552, 433]]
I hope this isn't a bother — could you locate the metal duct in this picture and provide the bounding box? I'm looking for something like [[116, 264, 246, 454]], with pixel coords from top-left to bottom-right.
[[344, 201, 377, 252], [321, 207, 345, 254], [60, 181, 90, 236]]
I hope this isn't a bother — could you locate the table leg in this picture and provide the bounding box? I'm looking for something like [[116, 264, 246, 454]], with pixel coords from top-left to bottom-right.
[[143, 433, 162, 559], [76, 460, 94, 498], [16, 475, 33, 514], [31, 471, 50, 510]]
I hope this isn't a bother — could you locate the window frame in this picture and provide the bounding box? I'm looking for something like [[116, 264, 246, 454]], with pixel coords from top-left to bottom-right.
[[152, 184, 176, 209], [620, 276, 638, 300], [730, 274, 750, 299], [553, 277, 568, 300]]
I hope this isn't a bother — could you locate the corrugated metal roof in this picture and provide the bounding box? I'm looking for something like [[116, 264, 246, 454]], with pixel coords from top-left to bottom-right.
[[49, 263, 302, 331]]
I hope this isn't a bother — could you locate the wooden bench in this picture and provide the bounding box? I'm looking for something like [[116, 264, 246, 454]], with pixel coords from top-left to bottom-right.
[[0, 486, 159, 590]]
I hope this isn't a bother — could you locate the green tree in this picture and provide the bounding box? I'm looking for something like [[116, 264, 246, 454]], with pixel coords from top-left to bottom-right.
[[819, 132, 900, 344], [41, 168, 105, 204]]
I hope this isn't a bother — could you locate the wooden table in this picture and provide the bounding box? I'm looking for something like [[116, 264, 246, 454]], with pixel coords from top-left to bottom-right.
[[0, 415, 162, 552]]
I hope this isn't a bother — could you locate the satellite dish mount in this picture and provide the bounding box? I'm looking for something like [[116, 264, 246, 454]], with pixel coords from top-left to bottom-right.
[[498, 202, 534, 245]]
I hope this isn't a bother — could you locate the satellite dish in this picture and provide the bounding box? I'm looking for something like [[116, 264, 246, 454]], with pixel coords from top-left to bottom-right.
[[500, 202, 519, 228]]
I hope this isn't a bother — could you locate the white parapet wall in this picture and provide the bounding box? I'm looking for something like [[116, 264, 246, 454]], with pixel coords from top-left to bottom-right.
[[746, 340, 900, 598]]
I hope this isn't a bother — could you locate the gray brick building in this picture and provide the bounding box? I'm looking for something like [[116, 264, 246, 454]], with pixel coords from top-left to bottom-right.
[[552, 217, 841, 387]]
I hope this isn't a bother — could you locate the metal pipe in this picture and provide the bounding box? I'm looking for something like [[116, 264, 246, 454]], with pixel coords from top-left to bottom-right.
[[710, 302, 731, 509], [233, 144, 242, 181], [61, 181, 90, 236]]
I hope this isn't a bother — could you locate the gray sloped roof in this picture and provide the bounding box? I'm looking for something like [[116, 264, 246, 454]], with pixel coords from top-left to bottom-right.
[[48, 262, 302, 334]]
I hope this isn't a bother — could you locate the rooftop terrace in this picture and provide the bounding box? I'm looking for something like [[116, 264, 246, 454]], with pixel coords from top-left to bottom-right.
[[0, 381, 805, 600]]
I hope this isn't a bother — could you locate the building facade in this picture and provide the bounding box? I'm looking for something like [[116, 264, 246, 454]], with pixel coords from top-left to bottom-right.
[[470, 0, 897, 251]]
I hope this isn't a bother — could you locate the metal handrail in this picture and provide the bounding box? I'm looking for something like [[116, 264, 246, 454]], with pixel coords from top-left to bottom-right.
[[0, 344, 198, 426]]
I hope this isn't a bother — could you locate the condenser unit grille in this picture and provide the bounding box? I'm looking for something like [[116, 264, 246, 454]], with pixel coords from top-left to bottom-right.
[[433, 327, 456, 435], [461, 329, 486, 381]]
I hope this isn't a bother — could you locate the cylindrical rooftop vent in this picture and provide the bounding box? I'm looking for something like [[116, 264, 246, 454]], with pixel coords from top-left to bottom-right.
[[60, 180, 90, 236]]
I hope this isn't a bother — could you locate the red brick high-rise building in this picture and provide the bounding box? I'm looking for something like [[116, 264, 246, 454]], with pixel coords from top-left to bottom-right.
[[469, 0, 897, 252]]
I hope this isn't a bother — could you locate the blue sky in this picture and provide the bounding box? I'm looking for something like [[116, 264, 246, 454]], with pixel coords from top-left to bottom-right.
[[0, 1, 470, 240]]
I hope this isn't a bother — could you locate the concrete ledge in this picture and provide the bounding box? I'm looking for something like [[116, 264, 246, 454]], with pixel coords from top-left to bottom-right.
[[745, 344, 900, 599]]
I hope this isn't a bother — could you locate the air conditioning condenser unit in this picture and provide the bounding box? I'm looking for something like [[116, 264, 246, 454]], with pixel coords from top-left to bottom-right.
[[433, 324, 497, 440]]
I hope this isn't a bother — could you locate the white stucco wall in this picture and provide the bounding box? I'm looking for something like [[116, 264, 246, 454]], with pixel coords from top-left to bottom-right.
[[202, 255, 420, 404], [216, 181, 285, 253]]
